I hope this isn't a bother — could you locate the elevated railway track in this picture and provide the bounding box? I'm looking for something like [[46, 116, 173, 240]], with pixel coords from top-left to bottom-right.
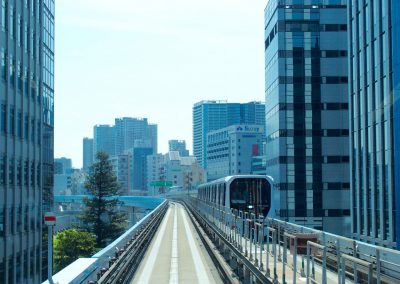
[[45, 196, 400, 284]]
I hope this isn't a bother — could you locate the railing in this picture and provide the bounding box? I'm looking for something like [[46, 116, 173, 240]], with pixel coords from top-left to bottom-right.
[[95, 200, 168, 283], [43, 200, 168, 284], [186, 196, 400, 284]]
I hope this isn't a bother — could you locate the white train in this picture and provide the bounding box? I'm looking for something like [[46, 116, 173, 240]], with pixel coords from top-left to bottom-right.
[[197, 175, 275, 217]]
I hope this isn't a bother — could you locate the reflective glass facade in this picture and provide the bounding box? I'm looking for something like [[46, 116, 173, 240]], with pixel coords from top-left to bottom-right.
[[114, 117, 158, 156], [264, 0, 350, 235], [393, 0, 400, 250], [93, 124, 116, 158], [41, 0, 54, 279], [82, 137, 93, 171], [0, 0, 54, 282], [192, 101, 265, 169], [349, 0, 397, 248]]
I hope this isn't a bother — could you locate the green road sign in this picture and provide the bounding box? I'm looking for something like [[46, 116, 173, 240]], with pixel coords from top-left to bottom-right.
[[150, 181, 173, 187]]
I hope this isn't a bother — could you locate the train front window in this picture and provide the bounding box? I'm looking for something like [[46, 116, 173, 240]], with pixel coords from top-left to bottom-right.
[[230, 178, 270, 215], [231, 185, 248, 204]]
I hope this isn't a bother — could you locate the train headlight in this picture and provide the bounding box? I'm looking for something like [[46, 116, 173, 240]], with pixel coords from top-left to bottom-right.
[[247, 205, 253, 209]]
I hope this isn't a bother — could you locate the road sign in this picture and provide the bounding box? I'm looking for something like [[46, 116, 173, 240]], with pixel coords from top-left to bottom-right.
[[150, 181, 173, 187], [44, 212, 56, 226]]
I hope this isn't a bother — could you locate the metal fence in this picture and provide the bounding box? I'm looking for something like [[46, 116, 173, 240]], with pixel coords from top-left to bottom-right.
[[188, 196, 400, 284]]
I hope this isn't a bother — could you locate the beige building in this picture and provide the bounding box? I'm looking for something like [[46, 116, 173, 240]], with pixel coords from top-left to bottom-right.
[[147, 152, 206, 194]]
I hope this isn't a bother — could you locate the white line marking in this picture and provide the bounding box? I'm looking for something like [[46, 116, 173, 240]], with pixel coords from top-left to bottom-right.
[[136, 208, 171, 284], [169, 205, 179, 284], [180, 207, 211, 283]]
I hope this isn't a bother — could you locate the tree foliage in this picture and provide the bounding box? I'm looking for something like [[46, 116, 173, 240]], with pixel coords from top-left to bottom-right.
[[54, 229, 97, 272], [78, 151, 127, 247]]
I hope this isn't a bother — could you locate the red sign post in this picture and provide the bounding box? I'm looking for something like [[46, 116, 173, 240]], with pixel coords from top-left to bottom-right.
[[44, 212, 56, 284]]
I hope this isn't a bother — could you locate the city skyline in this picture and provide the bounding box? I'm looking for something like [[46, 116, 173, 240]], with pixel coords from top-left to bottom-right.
[[2, 1, 400, 283], [55, 0, 268, 168]]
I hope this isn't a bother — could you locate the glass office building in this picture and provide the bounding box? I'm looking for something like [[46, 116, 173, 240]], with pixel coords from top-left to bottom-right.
[[114, 117, 158, 156], [82, 137, 93, 171], [349, 0, 398, 248], [93, 124, 116, 158], [393, 0, 400, 250], [264, 0, 350, 235], [169, 139, 189, 157], [0, 0, 54, 282], [192, 100, 265, 169], [41, 0, 55, 278]]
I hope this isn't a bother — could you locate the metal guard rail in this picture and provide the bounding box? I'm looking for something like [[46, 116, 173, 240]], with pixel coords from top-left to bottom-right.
[[185, 197, 272, 283], [186, 196, 400, 284], [62, 200, 168, 284], [95, 200, 168, 283]]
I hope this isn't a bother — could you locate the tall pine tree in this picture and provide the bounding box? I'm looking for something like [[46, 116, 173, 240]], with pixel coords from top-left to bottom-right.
[[79, 151, 127, 247]]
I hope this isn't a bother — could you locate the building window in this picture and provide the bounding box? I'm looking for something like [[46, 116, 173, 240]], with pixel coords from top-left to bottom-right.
[[8, 256, 13, 284], [23, 249, 28, 281], [30, 119, 34, 142], [17, 61, 22, 91], [17, 111, 22, 138], [24, 206, 28, 231], [30, 249, 34, 278], [9, 158, 14, 185], [17, 159, 22, 186], [9, 55, 14, 87], [24, 160, 28, 186], [17, 14, 21, 45], [30, 161, 34, 187], [1, 0, 7, 31], [37, 122, 40, 145], [9, 5, 14, 38], [24, 23, 27, 53], [16, 206, 22, 232], [24, 115, 28, 140], [30, 29, 33, 58], [0, 207, 3, 236], [30, 206, 34, 230], [1, 104, 6, 133], [0, 49, 5, 80], [9, 106, 14, 136], [0, 155, 5, 185], [36, 163, 40, 187], [23, 68, 28, 94]]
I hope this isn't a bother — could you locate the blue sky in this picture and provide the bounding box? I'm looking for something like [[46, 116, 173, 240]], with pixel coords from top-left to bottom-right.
[[55, 0, 268, 168]]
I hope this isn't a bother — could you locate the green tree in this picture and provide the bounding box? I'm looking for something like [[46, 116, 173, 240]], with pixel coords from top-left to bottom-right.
[[54, 229, 97, 272], [78, 151, 127, 247]]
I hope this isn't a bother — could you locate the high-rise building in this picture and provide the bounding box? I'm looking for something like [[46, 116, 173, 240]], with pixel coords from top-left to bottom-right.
[[110, 154, 131, 195], [206, 125, 264, 181], [193, 100, 265, 169], [82, 137, 93, 171], [93, 124, 115, 158], [264, 0, 350, 235], [169, 139, 189, 157], [54, 157, 72, 174], [128, 140, 153, 192], [147, 123, 158, 154], [42, 0, 55, 280], [393, 0, 400, 250], [349, 0, 399, 248], [0, 0, 55, 282], [114, 117, 157, 156]]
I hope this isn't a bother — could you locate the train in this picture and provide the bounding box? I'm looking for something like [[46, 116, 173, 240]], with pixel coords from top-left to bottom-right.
[[197, 175, 275, 217]]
